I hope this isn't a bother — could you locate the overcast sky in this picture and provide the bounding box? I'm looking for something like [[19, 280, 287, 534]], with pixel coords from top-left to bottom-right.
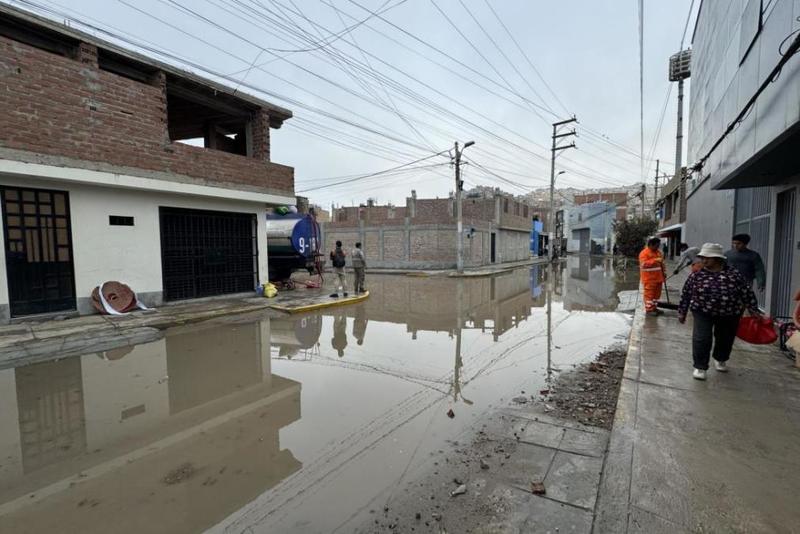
[[11, 0, 699, 208]]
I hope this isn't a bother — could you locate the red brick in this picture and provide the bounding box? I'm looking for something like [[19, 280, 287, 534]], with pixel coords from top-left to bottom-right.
[[0, 36, 293, 196]]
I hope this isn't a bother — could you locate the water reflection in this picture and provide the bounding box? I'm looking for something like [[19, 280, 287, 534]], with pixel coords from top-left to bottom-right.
[[268, 262, 634, 358], [0, 260, 637, 534], [0, 321, 301, 534], [563, 255, 619, 311]]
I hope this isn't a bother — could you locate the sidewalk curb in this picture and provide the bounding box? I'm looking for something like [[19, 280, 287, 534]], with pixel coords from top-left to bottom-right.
[[593, 297, 644, 533]]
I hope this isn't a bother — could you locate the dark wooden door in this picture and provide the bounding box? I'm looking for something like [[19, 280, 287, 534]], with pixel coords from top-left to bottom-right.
[[1, 187, 76, 317]]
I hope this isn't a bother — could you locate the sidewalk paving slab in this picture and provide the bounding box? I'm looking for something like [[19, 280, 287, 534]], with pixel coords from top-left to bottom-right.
[[595, 299, 800, 534]]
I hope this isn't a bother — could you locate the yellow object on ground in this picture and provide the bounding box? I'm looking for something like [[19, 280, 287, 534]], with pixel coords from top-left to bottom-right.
[[264, 283, 278, 298], [270, 291, 369, 314]]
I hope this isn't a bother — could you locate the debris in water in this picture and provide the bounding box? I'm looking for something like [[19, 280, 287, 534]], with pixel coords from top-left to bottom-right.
[[162, 463, 195, 485], [450, 484, 467, 497], [453, 477, 463, 485], [415, 512, 421, 520], [539, 389, 550, 395], [446, 409, 455, 419], [479, 459, 490, 470], [512, 396, 529, 404], [530, 481, 546, 495]]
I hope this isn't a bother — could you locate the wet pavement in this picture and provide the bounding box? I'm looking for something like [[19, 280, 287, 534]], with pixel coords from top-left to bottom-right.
[[597, 272, 800, 534], [0, 256, 638, 533]]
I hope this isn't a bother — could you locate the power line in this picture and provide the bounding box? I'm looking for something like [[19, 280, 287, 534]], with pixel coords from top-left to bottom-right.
[[638, 0, 645, 182], [480, 0, 570, 117], [297, 152, 449, 192], [19, 0, 640, 192], [680, 0, 696, 49]]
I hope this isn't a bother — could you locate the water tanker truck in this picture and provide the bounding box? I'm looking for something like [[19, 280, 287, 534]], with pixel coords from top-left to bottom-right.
[[265, 213, 322, 281]]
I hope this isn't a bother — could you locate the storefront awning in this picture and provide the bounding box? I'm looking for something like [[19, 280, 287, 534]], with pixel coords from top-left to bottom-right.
[[658, 223, 683, 234]]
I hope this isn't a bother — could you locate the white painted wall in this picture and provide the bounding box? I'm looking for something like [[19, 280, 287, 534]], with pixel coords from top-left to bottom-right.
[[0, 175, 272, 313]]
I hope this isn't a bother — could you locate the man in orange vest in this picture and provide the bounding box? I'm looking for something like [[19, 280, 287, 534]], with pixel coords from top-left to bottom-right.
[[639, 237, 666, 316]]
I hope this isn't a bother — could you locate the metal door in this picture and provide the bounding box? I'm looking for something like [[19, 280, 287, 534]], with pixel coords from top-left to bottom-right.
[[1, 187, 76, 317], [490, 233, 496, 263], [160, 207, 258, 301], [772, 189, 796, 317], [573, 228, 591, 254]]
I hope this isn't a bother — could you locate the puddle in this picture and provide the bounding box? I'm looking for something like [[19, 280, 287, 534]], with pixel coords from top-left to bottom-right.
[[0, 257, 638, 533]]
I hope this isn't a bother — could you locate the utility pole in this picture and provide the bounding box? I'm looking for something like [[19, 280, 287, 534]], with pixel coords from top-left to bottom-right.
[[640, 184, 646, 218], [549, 118, 577, 261], [654, 159, 660, 209], [453, 141, 474, 273], [669, 50, 691, 181], [675, 78, 685, 179]]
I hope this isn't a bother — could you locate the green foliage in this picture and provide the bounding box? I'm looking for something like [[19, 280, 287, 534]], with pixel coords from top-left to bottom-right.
[[613, 218, 658, 258]]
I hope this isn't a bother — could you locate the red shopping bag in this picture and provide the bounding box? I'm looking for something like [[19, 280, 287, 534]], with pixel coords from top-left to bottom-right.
[[736, 316, 778, 345]]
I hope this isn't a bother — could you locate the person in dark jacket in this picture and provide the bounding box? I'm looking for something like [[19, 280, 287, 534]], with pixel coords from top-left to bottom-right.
[[329, 240, 348, 298], [725, 233, 766, 293], [678, 243, 761, 380]]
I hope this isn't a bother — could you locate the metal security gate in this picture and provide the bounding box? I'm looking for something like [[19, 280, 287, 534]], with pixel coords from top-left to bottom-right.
[[1, 187, 76, 317], [734, 187, 771, 303], [160, 207, 258, 301], [772, 189, 796, 317]]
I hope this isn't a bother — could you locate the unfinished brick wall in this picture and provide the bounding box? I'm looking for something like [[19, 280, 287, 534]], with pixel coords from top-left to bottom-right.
[[414, 198, 453, 223], [330, 205, 408, 226], [0, 36, 293, 196], [383, 230, 405, 260]]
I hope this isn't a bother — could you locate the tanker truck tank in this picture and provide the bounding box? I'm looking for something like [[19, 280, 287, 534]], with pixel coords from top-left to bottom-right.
[[265, 214, 321, 280]]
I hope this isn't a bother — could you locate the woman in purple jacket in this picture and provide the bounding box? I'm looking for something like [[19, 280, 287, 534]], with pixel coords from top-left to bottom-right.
[[678, 243, 762, 380]]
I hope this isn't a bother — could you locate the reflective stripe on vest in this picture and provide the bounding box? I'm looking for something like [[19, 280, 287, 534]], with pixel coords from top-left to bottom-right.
[[641, 267, 662, 272]]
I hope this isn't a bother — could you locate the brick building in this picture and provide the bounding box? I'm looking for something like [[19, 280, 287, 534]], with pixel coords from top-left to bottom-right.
[[321, 191, 541, 269], [0, 5, 295, 321], [573, 192, 629, 221]]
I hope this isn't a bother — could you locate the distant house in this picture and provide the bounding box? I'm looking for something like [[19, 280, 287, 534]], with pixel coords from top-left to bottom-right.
[[565, 202, 616, 255], [573, 192, 629, 221], [0, 5, 295, 321], [322, 190, 540, 268]]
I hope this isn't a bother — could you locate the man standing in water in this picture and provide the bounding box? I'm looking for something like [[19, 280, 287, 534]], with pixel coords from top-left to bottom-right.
[[329, 240, 348, 298], [351, 242, 367, 294], [639, 237, 666, 316]]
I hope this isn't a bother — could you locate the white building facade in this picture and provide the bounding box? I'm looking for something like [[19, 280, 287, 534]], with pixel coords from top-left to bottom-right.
[[685, 0, 800, 316], [0, 6, 295, 322]]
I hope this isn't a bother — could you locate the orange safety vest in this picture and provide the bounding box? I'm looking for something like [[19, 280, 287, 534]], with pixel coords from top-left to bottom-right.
[[639, 247, 665, 283]]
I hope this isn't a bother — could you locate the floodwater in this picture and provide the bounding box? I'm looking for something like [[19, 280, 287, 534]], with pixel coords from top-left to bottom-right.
[[0, 256, 638, 534]]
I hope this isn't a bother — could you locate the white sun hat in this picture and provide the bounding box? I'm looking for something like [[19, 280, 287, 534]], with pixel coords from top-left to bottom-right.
[[697, 243, 726, 259]]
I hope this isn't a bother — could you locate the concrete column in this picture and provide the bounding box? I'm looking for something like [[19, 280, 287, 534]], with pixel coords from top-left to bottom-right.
[[148, 71, 169, 145], [405, 218, 411, 263], [249, 109, 271, 162]]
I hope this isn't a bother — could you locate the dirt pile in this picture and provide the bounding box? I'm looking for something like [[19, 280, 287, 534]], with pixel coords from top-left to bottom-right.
[[539, 346, 627, 429]]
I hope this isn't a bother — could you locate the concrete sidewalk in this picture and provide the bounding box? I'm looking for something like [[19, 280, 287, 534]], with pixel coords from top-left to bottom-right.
[[595, 298, 800, 532]]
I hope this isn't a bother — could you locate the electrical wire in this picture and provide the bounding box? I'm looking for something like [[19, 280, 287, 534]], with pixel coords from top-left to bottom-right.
[[16, 0, 642, 193]]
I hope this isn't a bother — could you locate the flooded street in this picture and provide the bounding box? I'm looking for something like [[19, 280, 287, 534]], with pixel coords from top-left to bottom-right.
[[0, 257, 638, 534]]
